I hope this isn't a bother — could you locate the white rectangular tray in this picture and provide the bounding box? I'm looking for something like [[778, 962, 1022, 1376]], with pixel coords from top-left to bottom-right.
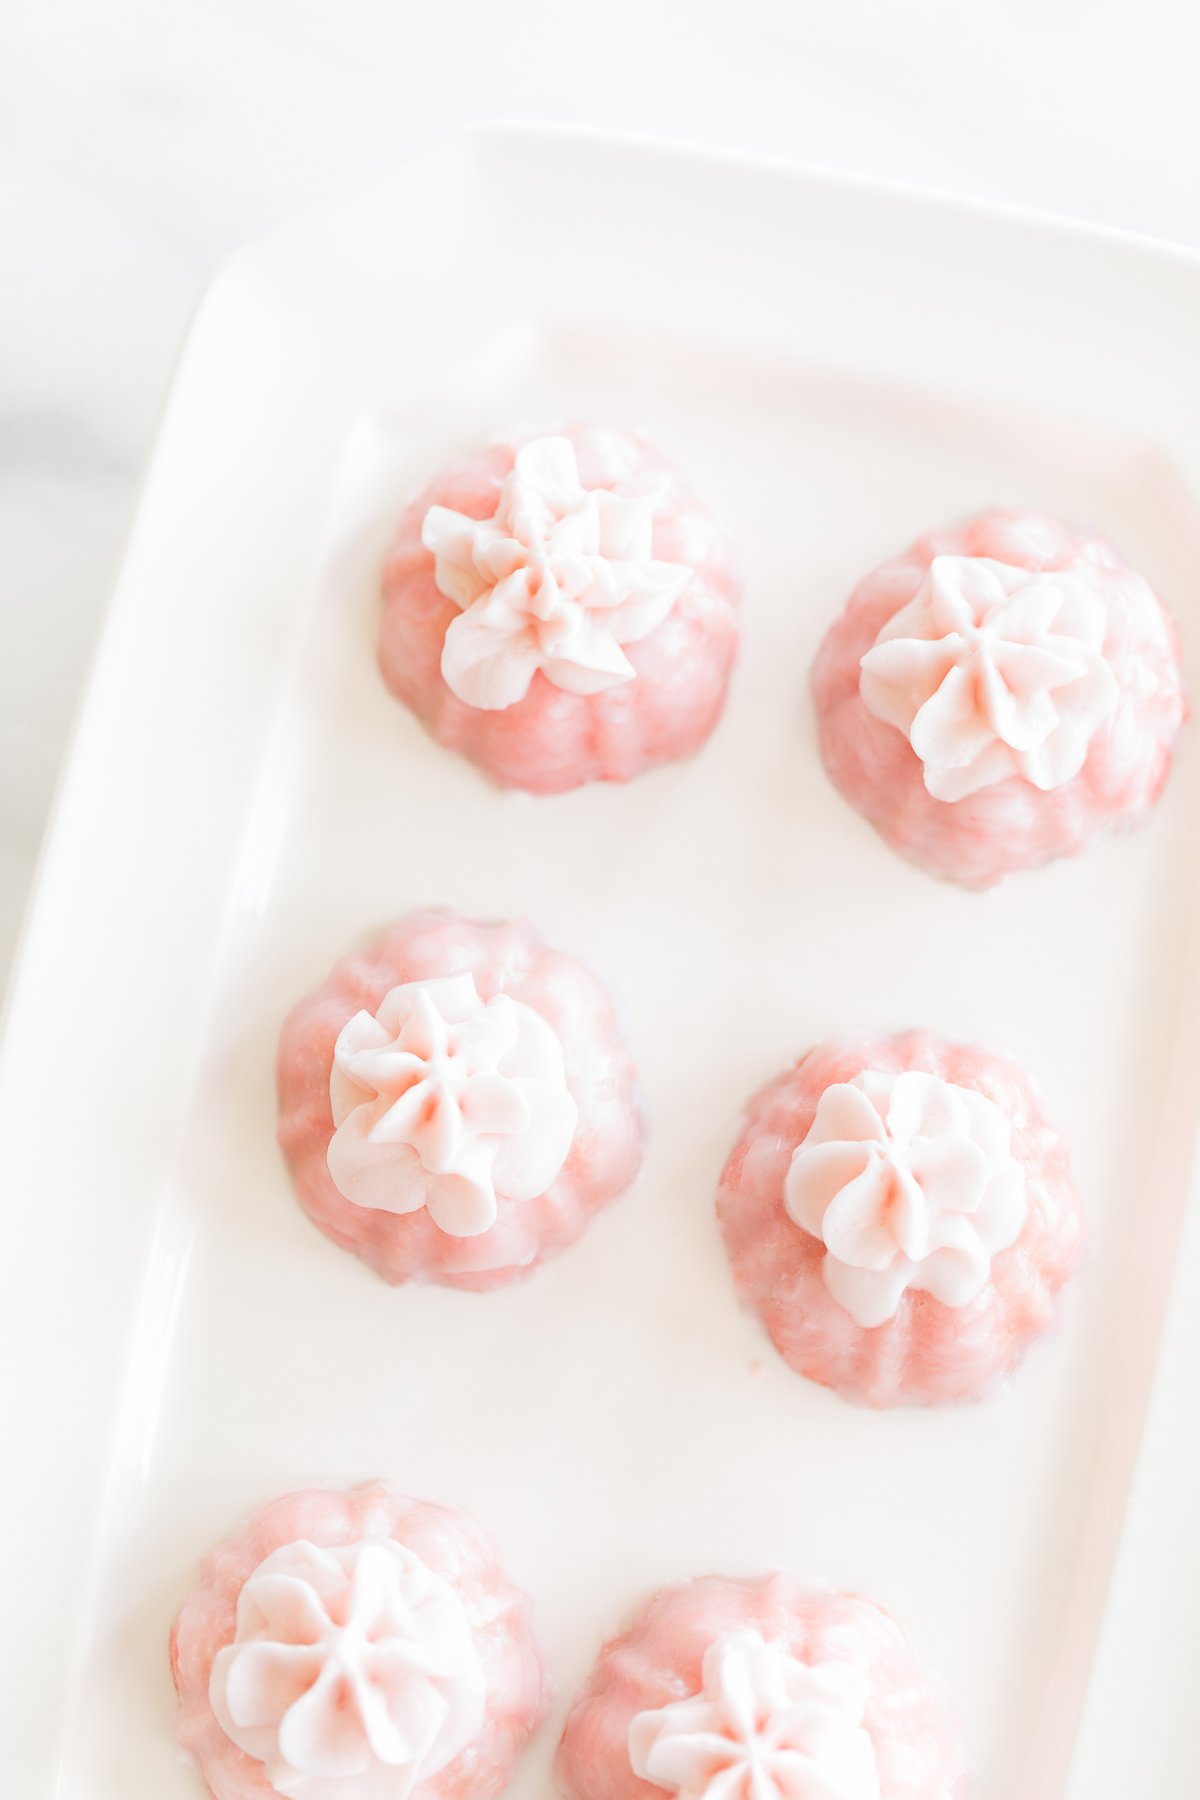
[[3, 127, 1200, 1800]]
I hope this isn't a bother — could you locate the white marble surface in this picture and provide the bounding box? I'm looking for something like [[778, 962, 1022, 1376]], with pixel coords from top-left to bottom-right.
[[3, 0, 1200, 986]]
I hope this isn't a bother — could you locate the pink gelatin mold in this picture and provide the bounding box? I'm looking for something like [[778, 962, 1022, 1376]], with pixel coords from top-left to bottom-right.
[[811, 509, 1185, 886], [379, 424, 742, 791], [170, 1482, 548, 1800], [555, 1572, 967, 1800], [716, 1030, 1084, 1407], [277, 909, 646, 1289]]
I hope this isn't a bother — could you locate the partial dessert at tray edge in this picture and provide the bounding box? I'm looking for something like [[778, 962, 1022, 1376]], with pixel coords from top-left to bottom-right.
[[555, 1571, 967, 1800], [811, 509, 1185, 886], [379, 425, 743, 791], [170, 1482, 547, 1800], [717, 1029, 1084, 1407], [277, 908, 646, 1289]]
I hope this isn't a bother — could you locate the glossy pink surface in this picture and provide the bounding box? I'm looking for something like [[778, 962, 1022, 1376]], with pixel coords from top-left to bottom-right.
[[811, 510, 1185, 886], [277, 910, 646, 1289], [379, 427, 742, 792], [170, 1483, 547, 1800], [554, 1572, 967, 1800], [717, 1031, 1084, 1407]]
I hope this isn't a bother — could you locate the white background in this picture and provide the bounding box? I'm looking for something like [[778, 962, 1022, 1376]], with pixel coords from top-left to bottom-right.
[[3, 0, 1200, 982]]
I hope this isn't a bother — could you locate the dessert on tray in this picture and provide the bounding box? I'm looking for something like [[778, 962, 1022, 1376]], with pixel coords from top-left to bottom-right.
[[277, 909, 645, 1289], [811, 509, 1185, 885], [717, 1029, 1084, 1407], [555, 1572, 966, 1800], [170, 1482, 547, 1800], [379, 425, 742, 791]]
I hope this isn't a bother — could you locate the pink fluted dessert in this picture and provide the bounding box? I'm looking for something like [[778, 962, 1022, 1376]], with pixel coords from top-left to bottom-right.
[[379, 425, 742, 791], [277, 909, 645, 1289], [555, 1572, 967, 1800], [170, 1482, 547, 1800], [811, 510, 1185, 886], [717, 1031, 1083, 1407]]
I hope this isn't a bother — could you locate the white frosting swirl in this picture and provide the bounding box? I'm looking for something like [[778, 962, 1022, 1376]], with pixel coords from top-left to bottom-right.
[[209, 1536, 486, 1800], [784, 1070, 1027, 1328], [628, 1628, 880, 1800], [421, 434, 691, 710], [859, 554, 1121, 800], [327, 973, 577, 1236]]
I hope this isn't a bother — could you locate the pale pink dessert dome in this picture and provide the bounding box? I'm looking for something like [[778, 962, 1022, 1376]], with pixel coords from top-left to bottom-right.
[[555, 1572, 967, 1800], [811, 509, 1185, 887], [379, 424, 742, 793], [170, 1482, 548, 1800], [717, 1029, 1084, 1408], [277, 909, 646, 1290]]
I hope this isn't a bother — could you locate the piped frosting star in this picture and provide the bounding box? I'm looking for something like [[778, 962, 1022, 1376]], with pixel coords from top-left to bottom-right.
[[327, 973, 577, 1236], [859, 554, 1120, 800], [422, 435, 691, 710], [628, 1629, 880, 1800]]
